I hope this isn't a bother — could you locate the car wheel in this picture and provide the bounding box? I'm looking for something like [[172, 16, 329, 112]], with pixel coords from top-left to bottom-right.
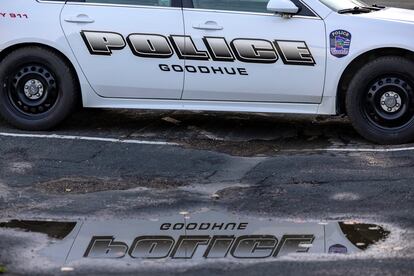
[[346, 56, 414, 144], [0, 46, 79, 130]]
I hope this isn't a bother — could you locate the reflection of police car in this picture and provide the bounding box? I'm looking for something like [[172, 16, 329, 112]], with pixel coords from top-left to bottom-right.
[[0, 212, 389, 262], [0, 0, 414, 144]]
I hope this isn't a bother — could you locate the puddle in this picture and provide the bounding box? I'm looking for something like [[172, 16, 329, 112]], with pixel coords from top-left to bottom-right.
[[35, 177, 188, 194], [338, 222, 390, 251], [0, 220, 76, 239], [0, 210, 392, 271]]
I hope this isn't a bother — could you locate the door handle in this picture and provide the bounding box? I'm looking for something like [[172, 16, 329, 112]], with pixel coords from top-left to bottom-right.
[[192, 21, 223, 30], [64, 14, 95, 23]]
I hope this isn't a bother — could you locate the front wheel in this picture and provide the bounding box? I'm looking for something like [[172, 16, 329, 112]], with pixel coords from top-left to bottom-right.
[[346, 56, 414, 144], [0, 46, 78, 130]]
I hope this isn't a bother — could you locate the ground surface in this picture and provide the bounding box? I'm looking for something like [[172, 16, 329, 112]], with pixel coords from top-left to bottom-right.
[[1, 0, 414, 275]]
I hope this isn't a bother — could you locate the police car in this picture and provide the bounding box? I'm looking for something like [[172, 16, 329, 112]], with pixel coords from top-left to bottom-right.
[[0, 0, 414, 144]]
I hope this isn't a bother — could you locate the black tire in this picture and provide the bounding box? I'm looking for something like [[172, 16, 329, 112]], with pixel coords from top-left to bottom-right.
[[346, 56, 414, 144], [0, 46, 78, 130]]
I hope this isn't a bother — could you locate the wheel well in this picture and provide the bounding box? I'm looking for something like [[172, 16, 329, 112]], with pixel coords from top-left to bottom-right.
[[337, 48, 414, 115], [0, 43, 82, 106]]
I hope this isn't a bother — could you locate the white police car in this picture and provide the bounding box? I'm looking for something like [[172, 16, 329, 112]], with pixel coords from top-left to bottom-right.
[[0, 0, 414, 144]]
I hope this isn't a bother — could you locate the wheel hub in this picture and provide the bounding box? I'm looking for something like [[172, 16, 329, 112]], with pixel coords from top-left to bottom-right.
[[364, 76, 414, 130], [7, 64, 58, 115], [380, 91, 401, 113], [23, 79, 44, 100]]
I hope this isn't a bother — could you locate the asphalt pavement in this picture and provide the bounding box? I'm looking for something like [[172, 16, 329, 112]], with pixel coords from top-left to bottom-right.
[[1, 0, 414, 275]]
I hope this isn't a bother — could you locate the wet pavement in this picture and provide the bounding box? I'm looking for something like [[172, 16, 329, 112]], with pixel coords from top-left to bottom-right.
[[1, 0, 414, 275], [1, 108, 413, 275]]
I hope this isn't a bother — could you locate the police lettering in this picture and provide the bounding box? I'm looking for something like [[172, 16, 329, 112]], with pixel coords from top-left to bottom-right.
[[81, 31, 315, 66]]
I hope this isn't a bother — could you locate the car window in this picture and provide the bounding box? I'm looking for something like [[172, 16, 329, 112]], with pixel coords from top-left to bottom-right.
[[192, 0, 270, 13], [77, 0, 172, 7], [189, 0, 318, 17]]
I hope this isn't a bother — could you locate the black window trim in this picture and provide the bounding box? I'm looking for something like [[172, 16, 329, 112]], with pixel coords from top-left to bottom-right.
[[38, 0, 318, 17], [183, 0, 319, 18], [63, 0, 182, 8]]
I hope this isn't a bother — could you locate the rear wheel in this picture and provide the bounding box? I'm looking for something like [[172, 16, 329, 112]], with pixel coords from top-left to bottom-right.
[[0, 46, 78, 130], [346, 56, 414, 144]]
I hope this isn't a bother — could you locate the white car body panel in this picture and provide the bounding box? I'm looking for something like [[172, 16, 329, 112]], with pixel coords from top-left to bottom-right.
[[0, 0, 413, 116], [181, 10, 326, 103], [323, 8, 414, 103], [61, 3, 185, 99]]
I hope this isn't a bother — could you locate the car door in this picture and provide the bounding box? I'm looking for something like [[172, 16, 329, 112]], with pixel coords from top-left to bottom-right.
[[61, 0, 184, 99], [181, 0, 326, 103]]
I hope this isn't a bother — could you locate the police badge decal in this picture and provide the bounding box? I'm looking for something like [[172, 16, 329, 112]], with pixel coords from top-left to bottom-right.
[[330, 30, 352, 58]]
